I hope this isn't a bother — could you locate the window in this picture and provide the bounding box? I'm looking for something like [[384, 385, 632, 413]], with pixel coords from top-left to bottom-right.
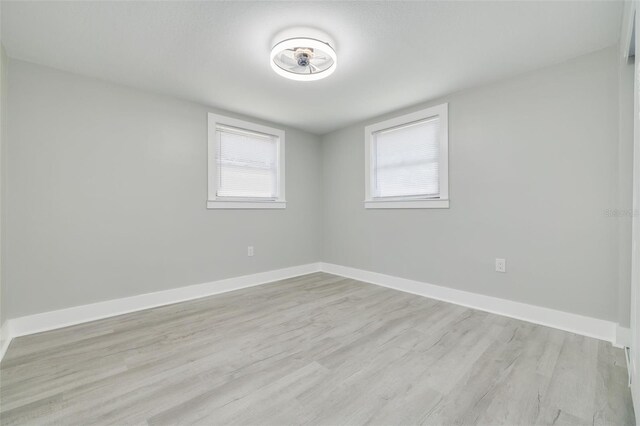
[[364, 103, 449, 209], [207, 113, 285, 209]]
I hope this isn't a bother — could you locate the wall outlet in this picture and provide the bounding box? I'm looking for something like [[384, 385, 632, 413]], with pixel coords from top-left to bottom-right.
[[247, 246, 254, 257], [495, 258, 506, 273]]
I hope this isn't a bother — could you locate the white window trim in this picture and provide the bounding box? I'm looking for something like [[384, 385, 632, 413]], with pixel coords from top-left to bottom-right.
[[364, 103, 449, 209], [207, 113, 286, 209]]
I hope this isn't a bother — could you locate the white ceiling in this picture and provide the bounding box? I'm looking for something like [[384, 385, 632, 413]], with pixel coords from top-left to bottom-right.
[[1, 1, 624, 134]]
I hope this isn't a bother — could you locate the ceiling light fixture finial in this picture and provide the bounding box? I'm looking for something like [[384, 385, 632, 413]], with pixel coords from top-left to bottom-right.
[[270, 37, 337, 81]]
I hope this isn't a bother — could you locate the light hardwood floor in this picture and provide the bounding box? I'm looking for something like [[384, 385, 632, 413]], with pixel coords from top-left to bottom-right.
[[0, 272, 635, 425]]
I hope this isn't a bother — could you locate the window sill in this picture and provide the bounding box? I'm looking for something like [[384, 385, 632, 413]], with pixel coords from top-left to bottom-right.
[[364, 199, 449, 209], [207, 200, 286, 209]]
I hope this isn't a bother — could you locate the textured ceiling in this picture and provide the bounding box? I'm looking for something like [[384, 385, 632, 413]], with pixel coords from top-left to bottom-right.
[[1, 1, 624, 134]]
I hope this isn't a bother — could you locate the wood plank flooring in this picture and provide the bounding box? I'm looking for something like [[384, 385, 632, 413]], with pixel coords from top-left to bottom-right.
[[0, 272, 635, 425]]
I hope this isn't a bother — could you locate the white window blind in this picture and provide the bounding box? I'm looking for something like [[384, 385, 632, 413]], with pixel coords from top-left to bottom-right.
[[373, 117, 440, 199], [216, 125, 278, 199]]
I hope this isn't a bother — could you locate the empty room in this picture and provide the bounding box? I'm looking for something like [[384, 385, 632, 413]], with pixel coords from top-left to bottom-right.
[[1, 0, 639, 425]]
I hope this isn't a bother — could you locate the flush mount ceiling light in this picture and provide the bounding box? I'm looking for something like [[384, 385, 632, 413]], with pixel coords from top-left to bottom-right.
[[270, 37, 337, 81]]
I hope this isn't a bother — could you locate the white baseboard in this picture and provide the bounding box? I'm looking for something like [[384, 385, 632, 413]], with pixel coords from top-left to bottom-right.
[[0, 261, 623, 364], [615, 325, 632, 348], [319, 262, 618, 344], [1, 262, 321, 362], [0, 320, 12, 361]]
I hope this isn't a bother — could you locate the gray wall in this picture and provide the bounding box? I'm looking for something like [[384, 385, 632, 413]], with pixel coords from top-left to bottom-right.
[[4, 59, 323, 319], [321, 46, 625, 322], [618, 54, 634, 327], [0, 45, 5, 329], [4, 46, 632, 325]]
